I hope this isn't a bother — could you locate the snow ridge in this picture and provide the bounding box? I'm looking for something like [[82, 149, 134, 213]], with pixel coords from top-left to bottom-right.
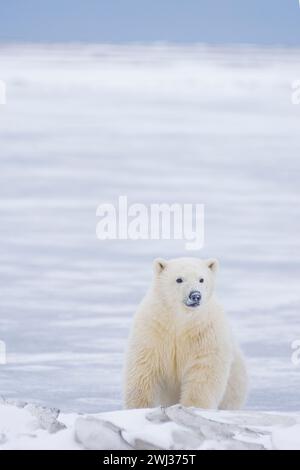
[[1, 399, 300, 450]]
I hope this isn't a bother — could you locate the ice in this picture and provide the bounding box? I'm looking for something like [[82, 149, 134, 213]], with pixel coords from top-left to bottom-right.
[[0, 398, 76, 450], [0, 44, 300, 413], [1, 401, 300, 450]]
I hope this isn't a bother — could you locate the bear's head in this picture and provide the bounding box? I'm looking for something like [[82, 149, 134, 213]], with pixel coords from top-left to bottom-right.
[[153, 257, 218, 312]]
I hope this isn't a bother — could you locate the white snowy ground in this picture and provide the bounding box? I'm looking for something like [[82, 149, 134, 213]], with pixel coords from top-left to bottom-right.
[[0, 44, 300, 424], [1, 399, 300, 450]]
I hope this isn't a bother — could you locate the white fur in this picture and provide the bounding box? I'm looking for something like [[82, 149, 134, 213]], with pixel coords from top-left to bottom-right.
[[124, 257, 248, 410]]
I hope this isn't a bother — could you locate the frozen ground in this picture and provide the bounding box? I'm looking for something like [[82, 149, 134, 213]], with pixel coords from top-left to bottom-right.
[[0, 44, 300, 414], [1, 400, 300, 450]]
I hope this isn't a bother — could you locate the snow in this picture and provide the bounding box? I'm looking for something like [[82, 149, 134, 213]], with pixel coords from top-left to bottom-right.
[[1, 400, 300, 450], [0, 43, 300, 416], [0, 399, 79, 450]]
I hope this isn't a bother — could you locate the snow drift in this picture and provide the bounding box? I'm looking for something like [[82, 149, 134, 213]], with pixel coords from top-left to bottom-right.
[[1, 399, 300, 450]]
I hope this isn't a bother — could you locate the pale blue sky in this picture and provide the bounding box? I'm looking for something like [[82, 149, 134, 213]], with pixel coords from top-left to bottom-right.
[[0, 0, 300, 45]]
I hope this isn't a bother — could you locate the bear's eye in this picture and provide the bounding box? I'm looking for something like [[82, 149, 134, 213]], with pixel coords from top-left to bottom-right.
[[199, 278, 204, 283], [176, 278, 183, 283]]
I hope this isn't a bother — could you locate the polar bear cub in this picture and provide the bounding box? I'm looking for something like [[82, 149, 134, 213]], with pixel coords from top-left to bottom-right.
[[124, 257, 248, 410]]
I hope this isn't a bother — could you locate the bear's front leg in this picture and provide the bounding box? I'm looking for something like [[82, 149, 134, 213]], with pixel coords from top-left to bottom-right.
[[124, 344, 160, 409], [180, 356, 230, 409]]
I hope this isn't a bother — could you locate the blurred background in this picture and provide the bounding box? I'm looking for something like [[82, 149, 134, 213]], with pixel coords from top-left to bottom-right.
[[0, 1, 300, 413]]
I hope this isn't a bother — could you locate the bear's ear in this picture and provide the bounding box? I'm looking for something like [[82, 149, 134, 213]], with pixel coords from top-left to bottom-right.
[[206, 258, 219, 274], [153, 258, 167, 274]]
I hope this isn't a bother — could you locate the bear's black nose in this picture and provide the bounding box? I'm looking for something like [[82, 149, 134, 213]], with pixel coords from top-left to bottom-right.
[[189, 291, 201, 303]]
